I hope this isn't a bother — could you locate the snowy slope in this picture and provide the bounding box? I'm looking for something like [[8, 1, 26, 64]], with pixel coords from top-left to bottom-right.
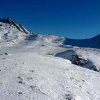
[[0, 18, 100, 100], [0, 44, 100, 100]]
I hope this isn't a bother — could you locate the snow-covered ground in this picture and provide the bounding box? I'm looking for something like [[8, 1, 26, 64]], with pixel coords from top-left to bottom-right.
[[0, 19, 100, 100]]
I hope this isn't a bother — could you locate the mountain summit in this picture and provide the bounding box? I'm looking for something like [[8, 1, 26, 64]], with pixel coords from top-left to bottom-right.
[[0, 18, 29, 34], [0, 18, 30, 47]]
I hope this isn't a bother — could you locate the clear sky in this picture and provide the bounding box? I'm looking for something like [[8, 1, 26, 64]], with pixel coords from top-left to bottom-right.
[[0, 0, 100, 39]]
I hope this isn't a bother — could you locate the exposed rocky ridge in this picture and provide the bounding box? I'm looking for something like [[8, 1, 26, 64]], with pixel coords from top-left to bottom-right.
[[0, 18, 29, 34], [0, 18, 31, 47]]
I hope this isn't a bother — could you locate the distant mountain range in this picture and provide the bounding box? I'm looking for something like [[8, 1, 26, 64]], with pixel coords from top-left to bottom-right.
[[64, 34, 100, 48]]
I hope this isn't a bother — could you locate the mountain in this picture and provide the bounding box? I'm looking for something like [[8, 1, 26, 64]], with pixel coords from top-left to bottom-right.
[[0, 18, 64, 47], [0, 18, 30, 47], [0, 18, 29, 34], [90, 34, 100, 44], [0, 18, 100, 100], [63, 34, 100, 49]]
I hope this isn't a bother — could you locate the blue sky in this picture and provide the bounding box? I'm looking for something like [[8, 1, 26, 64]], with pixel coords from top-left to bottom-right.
[[0, 0, 100, 38]]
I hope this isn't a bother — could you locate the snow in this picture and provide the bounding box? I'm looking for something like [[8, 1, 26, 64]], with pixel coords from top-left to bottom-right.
[[0, 41, 100, 100], [0, 20, 100, 100]]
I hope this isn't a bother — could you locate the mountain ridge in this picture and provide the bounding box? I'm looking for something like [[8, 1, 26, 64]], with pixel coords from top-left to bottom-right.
[[0, 18, 100, 48]]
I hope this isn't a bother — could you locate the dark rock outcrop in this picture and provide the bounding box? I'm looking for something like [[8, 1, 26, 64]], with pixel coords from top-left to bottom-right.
[[0, 18, 29, 34]]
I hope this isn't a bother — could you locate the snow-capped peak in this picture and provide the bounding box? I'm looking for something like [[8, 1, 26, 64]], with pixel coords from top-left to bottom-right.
[[0, 18, 30, 47], [0, 18, 29, 34]]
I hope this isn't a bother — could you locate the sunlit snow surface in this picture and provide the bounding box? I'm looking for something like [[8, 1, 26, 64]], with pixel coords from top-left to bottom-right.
[[0, 21, 100, 100]]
